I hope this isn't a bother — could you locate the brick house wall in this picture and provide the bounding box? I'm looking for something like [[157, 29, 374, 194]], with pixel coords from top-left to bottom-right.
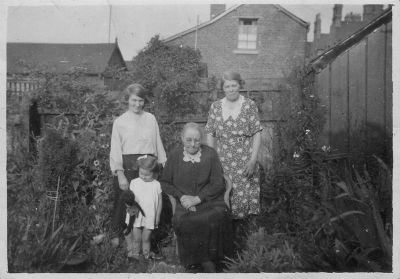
[[165, 4, 309, 90]]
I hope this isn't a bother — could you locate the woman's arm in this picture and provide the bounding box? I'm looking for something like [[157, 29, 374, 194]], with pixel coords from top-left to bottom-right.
[[110, 120, 129, 190], [251, 131, 261, 162], [110, 120, 123, 173], [243, 131, 261, 178]]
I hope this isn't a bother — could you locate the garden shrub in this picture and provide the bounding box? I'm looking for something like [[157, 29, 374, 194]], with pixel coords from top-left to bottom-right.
[[224, 228, 303, 272], [7, 147, 82, 272], [8, 36, 204, 272]]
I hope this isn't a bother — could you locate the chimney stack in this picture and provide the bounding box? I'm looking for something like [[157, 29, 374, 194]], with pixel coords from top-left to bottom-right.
[[210, 4, 226, 20], [363, 4, 384, 22], [314, 13, 321, 40], [344, 12, 361, 23], [332, 4, 343, 28]]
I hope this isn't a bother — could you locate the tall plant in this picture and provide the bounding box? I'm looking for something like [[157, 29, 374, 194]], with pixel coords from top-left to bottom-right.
[[131, 35, 202, 121]]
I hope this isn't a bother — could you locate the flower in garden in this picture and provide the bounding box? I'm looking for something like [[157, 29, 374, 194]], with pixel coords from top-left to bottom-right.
[[94, 160, 100, 167], [100, 133, 106, 137], [293, 152, 300, 159], [321, 145, 331, 152]]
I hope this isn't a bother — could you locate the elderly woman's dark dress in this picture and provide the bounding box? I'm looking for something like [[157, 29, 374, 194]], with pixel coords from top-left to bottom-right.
[[160, 145, 232, 267]]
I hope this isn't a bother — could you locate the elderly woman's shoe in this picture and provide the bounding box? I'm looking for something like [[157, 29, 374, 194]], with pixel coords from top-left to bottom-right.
[[185, 264, 202, 273], [201, 261, 216, 273], [144, 251, 164, 261]]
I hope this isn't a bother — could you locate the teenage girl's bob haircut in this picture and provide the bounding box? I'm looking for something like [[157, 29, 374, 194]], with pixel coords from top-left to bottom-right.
[[137, 154, 159, 173], [218, 71, 245, 90], [124, 83, 149, 102]]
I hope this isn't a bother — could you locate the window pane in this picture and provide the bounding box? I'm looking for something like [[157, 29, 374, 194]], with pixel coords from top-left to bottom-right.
[[248, 34, 257, 42], [238, 33, 247, 41], [238, 25, 246, 34], [247, 41, 257, 49], [238, 40, 247, 49], [238, 18, 258, 50]]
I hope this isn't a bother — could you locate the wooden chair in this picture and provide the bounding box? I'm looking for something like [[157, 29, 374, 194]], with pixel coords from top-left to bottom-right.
[[167, 175, 232, 257]]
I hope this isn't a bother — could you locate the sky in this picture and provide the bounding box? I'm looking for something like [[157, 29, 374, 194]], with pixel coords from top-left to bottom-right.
[[5, 2, 385, 61]]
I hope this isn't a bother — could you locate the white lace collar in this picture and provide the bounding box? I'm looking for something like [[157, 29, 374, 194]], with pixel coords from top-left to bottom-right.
[[222, 95, 244, 121], [183, 147, 202, 163]]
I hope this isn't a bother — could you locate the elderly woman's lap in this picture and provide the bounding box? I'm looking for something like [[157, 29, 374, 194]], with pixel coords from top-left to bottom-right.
[[173, 202, 232, 266]]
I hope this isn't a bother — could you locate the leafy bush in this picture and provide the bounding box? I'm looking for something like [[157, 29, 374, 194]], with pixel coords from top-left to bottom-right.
[[7, 149, 82, 272], [224, 228, 303, 272], [7, 36, 204, 271], [131, 35, 202, 121]]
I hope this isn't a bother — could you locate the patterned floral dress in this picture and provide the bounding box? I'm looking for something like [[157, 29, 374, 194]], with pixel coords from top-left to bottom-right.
[[205, 96, 263, 219]]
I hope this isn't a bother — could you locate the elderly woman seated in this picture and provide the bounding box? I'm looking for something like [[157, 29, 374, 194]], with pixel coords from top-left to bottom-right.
[[160, 122, 232, 272]]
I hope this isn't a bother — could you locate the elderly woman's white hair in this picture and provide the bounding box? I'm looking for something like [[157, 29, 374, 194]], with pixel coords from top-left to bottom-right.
[[181, 122, 205, 141]]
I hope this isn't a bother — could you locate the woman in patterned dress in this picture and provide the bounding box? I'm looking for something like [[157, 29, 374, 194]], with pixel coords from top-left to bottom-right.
[[205, 71, 262, 221]]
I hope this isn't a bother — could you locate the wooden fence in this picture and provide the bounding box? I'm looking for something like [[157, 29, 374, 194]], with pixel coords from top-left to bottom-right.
[[312, 20, 392, 162]]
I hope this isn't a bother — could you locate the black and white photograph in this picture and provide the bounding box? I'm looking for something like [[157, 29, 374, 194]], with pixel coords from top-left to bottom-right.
[[2, 0, 398, 276]]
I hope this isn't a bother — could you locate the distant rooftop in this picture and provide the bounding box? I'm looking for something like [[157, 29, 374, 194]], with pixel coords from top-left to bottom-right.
[[7, 42, 125, 74]]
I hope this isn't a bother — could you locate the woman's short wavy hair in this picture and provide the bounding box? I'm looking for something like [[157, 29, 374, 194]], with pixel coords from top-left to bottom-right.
[[124, 83, 149, 102], [218, 71, 245, 90]]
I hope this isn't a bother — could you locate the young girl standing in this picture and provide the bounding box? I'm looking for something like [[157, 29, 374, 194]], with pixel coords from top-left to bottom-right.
[[125, 155, 162, 260]]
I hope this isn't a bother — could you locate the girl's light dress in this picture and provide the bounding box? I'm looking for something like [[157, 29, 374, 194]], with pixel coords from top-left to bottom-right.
[[126, 177, 162, 230]]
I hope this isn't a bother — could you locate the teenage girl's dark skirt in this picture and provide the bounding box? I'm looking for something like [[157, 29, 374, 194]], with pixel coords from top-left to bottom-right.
[[110, 154, 146, 236]]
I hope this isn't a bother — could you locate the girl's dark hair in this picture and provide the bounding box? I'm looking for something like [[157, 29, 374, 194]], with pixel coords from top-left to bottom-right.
[[124, 83, 149, 102], [218, 71, 245, 90], [137, 155, 159, 173]]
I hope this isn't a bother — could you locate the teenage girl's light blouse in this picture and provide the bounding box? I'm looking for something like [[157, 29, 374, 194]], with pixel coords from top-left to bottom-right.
[[109, 111, 167, 173]]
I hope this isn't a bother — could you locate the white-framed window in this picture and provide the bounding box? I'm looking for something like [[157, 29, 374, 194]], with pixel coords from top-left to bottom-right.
[[238, 18, 258, 49]]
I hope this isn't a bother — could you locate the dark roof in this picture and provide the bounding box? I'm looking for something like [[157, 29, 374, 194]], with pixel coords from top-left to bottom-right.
[[308, 6, 392, 73], [7, 42, 124, 74], [163, 4, 308, 42]]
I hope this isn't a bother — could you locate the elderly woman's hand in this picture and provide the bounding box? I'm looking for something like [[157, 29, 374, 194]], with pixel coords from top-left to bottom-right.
[[243, 159, 256, 178], [180, 195, 201, 209]]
